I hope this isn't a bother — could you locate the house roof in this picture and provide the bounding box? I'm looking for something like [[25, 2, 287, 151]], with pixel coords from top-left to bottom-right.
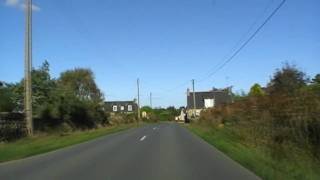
[[186, 90, 232, 109], [105, 101, 135, 104], [104, 101, 138, 112]]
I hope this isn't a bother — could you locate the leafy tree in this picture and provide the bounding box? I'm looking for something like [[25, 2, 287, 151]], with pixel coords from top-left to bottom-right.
[[309, 74, 320, 95], [141, 106, 152, 113], [166, 106, 180, 116], [32, 61, 56, 111], [267, 63, 308, 95], [53, 68, 106, 128], [312, 74, 320, 84], [232, 90, 247, 101], [0, 83, 15, 112], [58, 68, 103, 102], [249, 83, 265, 97], [2, 60, 110, 136], [1, 61, 56, 113]]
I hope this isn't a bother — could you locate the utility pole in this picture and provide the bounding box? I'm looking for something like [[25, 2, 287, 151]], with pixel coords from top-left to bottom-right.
[[25, 0, 33, 136], [137, 78, 140, 121], [150, 92, 152, 108], [192, 79, 196, 117]]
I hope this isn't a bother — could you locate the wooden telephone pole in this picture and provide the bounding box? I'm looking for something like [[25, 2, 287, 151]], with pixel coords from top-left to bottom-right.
[[150, 92, 152, 108], [137, 78, 141, 121], [25, 0, 33, 136]]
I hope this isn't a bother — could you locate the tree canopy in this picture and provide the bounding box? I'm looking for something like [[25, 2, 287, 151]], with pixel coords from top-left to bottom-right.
[[1, 61, 107, 130], [249, 83, 265, 97], [58, 68, 103, 102], [267, 63, 308, 95]]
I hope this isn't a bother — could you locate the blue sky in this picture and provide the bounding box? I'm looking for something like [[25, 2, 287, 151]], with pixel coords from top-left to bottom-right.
[[1, 0, 319, 107]]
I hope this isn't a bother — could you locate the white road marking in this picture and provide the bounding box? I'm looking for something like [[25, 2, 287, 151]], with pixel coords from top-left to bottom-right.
[[153, 127, 157, 130], [140, 135, 147, 141]]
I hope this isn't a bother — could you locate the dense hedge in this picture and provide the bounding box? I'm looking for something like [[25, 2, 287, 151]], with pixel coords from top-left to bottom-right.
[[199, 65, 320, 160], [0, 113, 26, 141]]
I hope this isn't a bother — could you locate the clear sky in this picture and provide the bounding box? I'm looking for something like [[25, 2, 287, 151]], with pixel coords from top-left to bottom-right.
[[1, 0, 319, 107]]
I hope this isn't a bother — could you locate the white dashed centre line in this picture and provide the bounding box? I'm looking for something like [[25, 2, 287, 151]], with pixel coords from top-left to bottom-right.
[[139, 135, 147, 141]]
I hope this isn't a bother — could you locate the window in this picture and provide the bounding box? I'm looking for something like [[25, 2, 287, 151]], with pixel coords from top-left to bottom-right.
[[204, 99, 215, 108], [128, 105, 132, 111], [120, 106, 124, 111], [113, 105, 117, 112]]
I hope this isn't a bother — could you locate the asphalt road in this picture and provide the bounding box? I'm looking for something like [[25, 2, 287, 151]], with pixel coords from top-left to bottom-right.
[[0, 123, 260, 180]]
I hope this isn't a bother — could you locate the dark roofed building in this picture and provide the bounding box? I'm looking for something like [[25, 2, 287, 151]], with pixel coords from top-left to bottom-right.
[[105, 100, 138, 114], [186, 88, 232, 116]]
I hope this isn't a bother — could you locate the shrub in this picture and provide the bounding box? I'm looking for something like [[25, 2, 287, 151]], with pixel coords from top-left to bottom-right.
[[0, 113, 26, 142], [109, 113, 137, 125]]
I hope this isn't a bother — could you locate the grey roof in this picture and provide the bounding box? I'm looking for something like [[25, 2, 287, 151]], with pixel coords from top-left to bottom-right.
[[105, 101, 136, 104], [187, 90, 232, 109]]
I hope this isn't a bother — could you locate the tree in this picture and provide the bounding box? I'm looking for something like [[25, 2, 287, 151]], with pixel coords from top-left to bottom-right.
[[249, 83, 265, 97], [54, 68, 106, 128], [1, 61, 56, 113], [31, 60, 56, 111], [232, 90, 247, 101], [2, 60, 109, 133], [141, 106, 153, 113], [309, 74, 320, 94], [0, 83, 15, 112], [267, 63, 308, 95], [6, 82, 24, 112], [58, 68, 103, 102], [166, 106, 180, 116], [312, 74, 320, 84]]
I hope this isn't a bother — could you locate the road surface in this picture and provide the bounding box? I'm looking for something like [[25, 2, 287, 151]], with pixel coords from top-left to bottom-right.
[[0, 123, 260, 180]]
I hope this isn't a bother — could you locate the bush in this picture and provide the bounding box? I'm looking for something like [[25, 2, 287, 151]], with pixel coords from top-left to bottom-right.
[[198, 65, 320, 161], [109, 113, 137, 125], [199, 89, 320, 161], [0, 113, 26, 142]]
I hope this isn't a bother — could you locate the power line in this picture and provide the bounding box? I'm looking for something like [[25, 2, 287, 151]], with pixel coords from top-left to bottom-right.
[[52, 0, 286, 107], [199, 0, 275, 82], [143, 79, 190, 97], [164, 80, 190, 93], [149, 0, 286, 94], [198, 0, 287, 83]]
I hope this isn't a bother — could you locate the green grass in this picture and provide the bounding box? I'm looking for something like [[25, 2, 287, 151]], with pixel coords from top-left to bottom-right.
[[186, 123, 320, 180], [0, 123, 139, 163]]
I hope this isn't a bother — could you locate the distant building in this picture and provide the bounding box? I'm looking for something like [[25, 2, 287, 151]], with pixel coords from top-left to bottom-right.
[[186, 88, 232, 117], [142, 111, 148, 119], [175, 108, 186, 123], [105, 100, 138, 114]]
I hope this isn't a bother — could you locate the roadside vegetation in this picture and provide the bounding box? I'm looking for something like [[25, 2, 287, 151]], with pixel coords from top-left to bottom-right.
[[0, 60, 147, 162], [0, 60, 178, 162], [188, 63, 320, 180], [1, 61, 110, 141], [141, 106, 180, 122]]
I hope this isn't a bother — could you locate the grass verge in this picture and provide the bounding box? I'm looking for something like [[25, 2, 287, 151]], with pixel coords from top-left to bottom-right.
[[186, 123, 320, 180], [0, 123, 139, 163]]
